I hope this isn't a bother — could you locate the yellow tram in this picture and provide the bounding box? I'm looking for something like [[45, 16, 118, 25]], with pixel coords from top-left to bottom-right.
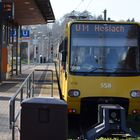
[[57, 20, 140, 121]]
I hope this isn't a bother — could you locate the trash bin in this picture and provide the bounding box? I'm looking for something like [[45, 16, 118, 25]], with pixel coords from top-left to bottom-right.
[[20, 97, 68, 140]]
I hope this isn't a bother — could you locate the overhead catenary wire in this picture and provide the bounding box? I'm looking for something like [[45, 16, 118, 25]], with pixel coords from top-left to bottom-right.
[[71, 0, 95, 19], [85, 0, 94, 11], [74, 0, 84, 11], [73, 0, 94, 13]]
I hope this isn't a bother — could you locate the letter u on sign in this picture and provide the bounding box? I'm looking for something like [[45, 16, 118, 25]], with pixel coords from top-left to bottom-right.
[[22, 30, 30, 37]]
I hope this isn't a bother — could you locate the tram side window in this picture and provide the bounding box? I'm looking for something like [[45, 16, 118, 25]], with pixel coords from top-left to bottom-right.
[[59, 38, 67, 70], [124, 47, 137, 70]]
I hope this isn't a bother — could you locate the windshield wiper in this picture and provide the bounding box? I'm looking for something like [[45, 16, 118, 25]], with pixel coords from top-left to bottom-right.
[[113, 67, 137, 72], [88, 67, 114, 72], [88, 66, 138, 72]]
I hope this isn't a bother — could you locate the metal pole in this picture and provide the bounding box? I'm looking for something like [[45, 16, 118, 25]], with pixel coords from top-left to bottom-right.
[[28, 41, 30, 65], [11, 24, 14, 76], [11, 100, 15, 140], [32, 71, 35, 97], [0, 2, 3, 82], [103, 9, 107, 21], [16, 25, 18, 75], [48, 32, 50, 61], [19, 25, 22, 74], [51, 70, 53, 97]]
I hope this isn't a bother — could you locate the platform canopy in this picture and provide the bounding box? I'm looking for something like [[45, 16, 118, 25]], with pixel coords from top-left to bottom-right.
[[6, 0, 55, 25]]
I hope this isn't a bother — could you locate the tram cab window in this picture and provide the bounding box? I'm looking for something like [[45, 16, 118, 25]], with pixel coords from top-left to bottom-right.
[[105, 48, 119, 68], [83, 47, 98, 66], [71, 47, 84, 66], [70, 23, 140, 74], [121, 47, 138, 70], [59, 38, 67, 70], [71, 46, 98, 71]]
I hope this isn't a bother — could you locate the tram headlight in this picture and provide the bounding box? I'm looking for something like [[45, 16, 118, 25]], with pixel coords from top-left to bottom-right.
[[130, 90, 140, 98], [68, 90, 80, 97]]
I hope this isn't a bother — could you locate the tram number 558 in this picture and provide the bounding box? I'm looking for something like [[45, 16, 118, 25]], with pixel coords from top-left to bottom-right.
[[101, 82, 112, 88]]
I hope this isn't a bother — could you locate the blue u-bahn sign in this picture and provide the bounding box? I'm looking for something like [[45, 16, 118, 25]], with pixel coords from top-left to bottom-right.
[[21, 30, 30, 37], [11, 30, 30, 38]]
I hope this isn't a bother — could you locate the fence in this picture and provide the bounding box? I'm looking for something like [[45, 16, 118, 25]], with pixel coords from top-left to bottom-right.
[[9, 70, 34, 140], [9, 68, 54, 140]]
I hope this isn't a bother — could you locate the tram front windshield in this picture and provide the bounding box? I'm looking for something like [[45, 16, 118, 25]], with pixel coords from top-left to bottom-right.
[[70, 23, 140, 74]]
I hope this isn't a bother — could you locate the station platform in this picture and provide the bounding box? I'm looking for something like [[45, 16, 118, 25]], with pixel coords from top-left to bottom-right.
[[0, 63, 59, 140]]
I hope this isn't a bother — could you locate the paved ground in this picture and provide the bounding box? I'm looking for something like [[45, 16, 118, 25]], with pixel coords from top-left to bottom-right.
[[0, 63, 59, 140]]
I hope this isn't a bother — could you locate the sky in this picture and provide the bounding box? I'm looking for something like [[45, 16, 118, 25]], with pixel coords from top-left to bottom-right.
[[50, 0, 140, 21]]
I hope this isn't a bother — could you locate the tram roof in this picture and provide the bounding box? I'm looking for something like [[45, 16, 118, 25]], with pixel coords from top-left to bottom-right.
[[13, 0, 55, 25]]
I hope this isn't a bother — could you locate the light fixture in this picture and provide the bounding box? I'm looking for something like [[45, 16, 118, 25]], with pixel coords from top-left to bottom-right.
[[24, 1, 30, 5], [29, 7, 34, 10]]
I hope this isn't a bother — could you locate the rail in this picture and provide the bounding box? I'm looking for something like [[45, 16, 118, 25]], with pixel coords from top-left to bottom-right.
[[9, 70, 35, 140], [34, 69, 53, 97]]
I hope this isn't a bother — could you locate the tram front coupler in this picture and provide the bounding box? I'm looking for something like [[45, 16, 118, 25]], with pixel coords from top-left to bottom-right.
[[86, 104, 137, 140]]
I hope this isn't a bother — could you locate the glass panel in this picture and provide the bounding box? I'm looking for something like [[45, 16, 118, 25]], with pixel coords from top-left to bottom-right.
[[70, 23, 140, 74], [72, 38, 137, 47]]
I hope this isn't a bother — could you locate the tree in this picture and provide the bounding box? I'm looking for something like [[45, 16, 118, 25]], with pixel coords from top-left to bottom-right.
[[45, 10, 108, 57]]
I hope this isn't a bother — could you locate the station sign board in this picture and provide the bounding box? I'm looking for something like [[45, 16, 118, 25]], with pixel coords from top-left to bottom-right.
[[11, 30, 30, 42], [11, 30, 30, 38]]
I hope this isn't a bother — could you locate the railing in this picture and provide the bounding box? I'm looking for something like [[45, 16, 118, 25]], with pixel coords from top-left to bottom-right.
[[9, 70, 35, 140], [9, 67, 54, 140]]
